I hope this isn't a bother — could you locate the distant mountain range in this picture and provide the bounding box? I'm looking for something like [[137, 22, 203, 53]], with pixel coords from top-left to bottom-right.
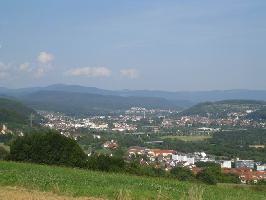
[[2, 84, 266, 102], [1, 84, 266, 115], [19, 90, 185, 115]]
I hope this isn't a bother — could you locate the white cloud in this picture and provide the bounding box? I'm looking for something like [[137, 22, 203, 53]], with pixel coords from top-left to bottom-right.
[[120, 68, 139, 79], [19, 62, 31, 72], [34, 51, 54, 77], [66, 67, 111, 77], [37, 51, 54, 64]]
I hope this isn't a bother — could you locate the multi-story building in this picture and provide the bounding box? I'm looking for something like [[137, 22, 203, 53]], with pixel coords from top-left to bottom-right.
[[235, 160, 255, 169]]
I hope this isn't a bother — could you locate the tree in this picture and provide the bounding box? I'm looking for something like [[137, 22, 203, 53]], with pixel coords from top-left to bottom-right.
[[170, 167, 195, 181], [196, 168, 218, 185], [9, 130, 87, 168], [87, 154, 125, 172]]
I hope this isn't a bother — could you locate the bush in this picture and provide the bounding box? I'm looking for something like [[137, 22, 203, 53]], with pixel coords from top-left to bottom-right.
[[219, 173, 240, 184], [0, 146, 9, 160], [195, 161, 220, 168], [196, 169, 218, 185], [9, 130, 87, 168], [125, 162, 166, 177], [170, 167, 195, 181], [87, 154, 125, 172], [195, 162, 240, 184]]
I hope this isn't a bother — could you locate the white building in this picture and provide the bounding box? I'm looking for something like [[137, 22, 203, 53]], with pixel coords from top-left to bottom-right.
[[172, 154, 194, 165], [220, 160, 232, 169], [256, 164, 265, 171]]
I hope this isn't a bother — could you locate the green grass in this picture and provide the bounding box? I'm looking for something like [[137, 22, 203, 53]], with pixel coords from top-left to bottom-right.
[[0, 161, 265, 200], [161, 135, 211, 142]]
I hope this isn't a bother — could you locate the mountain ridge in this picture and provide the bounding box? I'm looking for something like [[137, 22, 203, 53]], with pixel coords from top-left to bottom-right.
[[2, 84, 266, 103]]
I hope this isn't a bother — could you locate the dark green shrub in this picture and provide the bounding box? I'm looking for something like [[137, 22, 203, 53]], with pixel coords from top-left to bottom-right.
[[87, 154, 125, 172], [9, 130, 87, 168], [0, 146, 9, 160], [196, 168, 218, 185], [170, 167, 195, 181]]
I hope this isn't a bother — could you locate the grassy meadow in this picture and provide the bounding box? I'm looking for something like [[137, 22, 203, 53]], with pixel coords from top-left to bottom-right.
[[0, 161, 265, 200]]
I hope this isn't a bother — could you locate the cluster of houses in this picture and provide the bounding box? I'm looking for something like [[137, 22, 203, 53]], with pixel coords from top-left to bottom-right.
[[127, 146, 266, 184], [0, 124, 12, 135], [176, 115, 266, 128], [103, 140, 119, 149], [0, 124, 23, 136], [112, 122, 137, 132], [127, 146, 214, 169]]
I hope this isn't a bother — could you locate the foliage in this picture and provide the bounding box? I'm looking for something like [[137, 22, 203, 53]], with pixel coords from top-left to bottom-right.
[[195, 162, 240, 185], [125, 161, 166, 177], [9, 130, 87, 168], [180, 100, 266, 118], [196, 169, 218, 185], [257, 180, 266, 185], [0, 134, 13, 143], [0, 98, 39, 127], [195, 162, 220, 168], [170, 167, 195, 181], [87, 154, 125, 172], [0, 146, 9, 160]]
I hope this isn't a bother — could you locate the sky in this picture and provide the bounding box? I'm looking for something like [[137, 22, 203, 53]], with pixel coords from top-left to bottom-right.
[[0, 0, 266, 91]]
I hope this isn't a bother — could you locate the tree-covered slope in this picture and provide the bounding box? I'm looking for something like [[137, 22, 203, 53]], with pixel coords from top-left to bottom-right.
[[0, 98, 37, 126], [180, 100, 266, 118]]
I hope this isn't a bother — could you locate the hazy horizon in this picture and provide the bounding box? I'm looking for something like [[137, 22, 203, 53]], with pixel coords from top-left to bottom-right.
[[1, 0, 266, 91]]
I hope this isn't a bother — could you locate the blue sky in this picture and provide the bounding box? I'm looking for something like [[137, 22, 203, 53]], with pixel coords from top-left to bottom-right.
[[0, 0, 265, 91]]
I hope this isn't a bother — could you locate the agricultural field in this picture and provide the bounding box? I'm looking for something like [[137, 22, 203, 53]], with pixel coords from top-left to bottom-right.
[[0, 161, 265, 200], [161, 135, 212, 142]]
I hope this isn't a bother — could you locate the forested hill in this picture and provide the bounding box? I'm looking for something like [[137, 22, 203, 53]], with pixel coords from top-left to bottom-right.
[[0, 98, 37, 126], [19, 90, 186, 115], [179, 100, 266, 118]]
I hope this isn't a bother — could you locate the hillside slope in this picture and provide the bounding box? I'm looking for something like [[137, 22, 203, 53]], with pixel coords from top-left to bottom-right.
[[0, 161, 265, 200], [0, 98, 37, 126], [20, 91, 185, 115], [180, 100, 266, 118]]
